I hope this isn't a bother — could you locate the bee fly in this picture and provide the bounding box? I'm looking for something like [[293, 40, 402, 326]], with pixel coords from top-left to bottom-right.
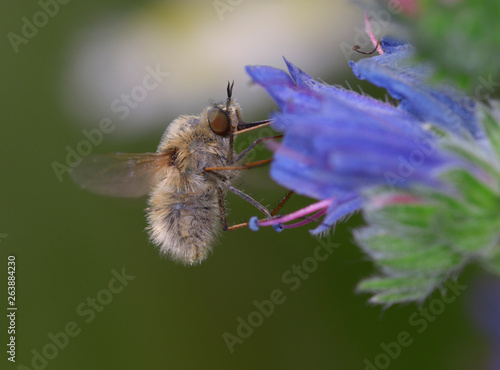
[[71, 82, 281, 265]]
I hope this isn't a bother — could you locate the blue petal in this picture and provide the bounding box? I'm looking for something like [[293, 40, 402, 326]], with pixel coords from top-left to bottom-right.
[[349, 38, 482, 139], [310, 194, 362, 235], [245, 64, 324, 121], [270, 111, 451, 198], [248, 58, 431, 138], [245, 58, 478, 231]]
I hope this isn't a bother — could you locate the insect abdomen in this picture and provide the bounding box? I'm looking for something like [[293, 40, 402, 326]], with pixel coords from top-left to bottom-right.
[[147, 191, 219, 265]]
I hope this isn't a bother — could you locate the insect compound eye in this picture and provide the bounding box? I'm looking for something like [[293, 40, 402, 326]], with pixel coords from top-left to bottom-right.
[[207, 107, 231, 136]]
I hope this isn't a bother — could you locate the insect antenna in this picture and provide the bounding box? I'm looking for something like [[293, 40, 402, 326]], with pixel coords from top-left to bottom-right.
[[226, 80, 234, 109]]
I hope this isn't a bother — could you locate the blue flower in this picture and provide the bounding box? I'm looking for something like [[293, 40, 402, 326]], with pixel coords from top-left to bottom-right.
[[245, 34, 500, 305], [245, 39, 477, 234], [350, 38, 482, 140]]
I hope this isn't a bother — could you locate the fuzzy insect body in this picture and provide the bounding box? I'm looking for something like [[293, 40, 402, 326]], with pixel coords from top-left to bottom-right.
[[146, 108, 239, 264], [71, 84, 271, 265]]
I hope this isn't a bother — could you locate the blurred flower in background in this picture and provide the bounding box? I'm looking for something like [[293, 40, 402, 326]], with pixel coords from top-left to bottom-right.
[[60, 0, 361, 137]]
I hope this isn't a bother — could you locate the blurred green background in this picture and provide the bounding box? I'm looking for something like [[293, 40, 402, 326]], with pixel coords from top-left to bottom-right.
[[0, 0, 493, 369]]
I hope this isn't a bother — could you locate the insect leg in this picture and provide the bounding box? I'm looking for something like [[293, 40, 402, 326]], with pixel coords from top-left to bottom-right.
[[223, 191, 295, 232], [204, 159, 271, 172], [226, 116, 274, 163], [226, 135, 234, 164], [217, 187, 229, 231], [227, 185, 272, 218], [216, 184, 273, 232], [226, 222, 251, 231], [271, 190, 294, 216], [232, 135, 283, 164], [207, 172, 273, 232]]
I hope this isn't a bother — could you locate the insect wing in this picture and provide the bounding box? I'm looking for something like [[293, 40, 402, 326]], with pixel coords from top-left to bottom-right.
[[71, 152, 173, 197]]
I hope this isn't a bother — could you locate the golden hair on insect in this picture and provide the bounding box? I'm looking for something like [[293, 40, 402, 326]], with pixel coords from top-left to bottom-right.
[[71, 82, 275, 265]]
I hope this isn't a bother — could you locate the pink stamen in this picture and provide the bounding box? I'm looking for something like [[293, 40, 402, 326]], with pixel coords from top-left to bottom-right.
[[365, 13, 384, 55], [281, 208, 327, 229], [257, 198, 334, 227]]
